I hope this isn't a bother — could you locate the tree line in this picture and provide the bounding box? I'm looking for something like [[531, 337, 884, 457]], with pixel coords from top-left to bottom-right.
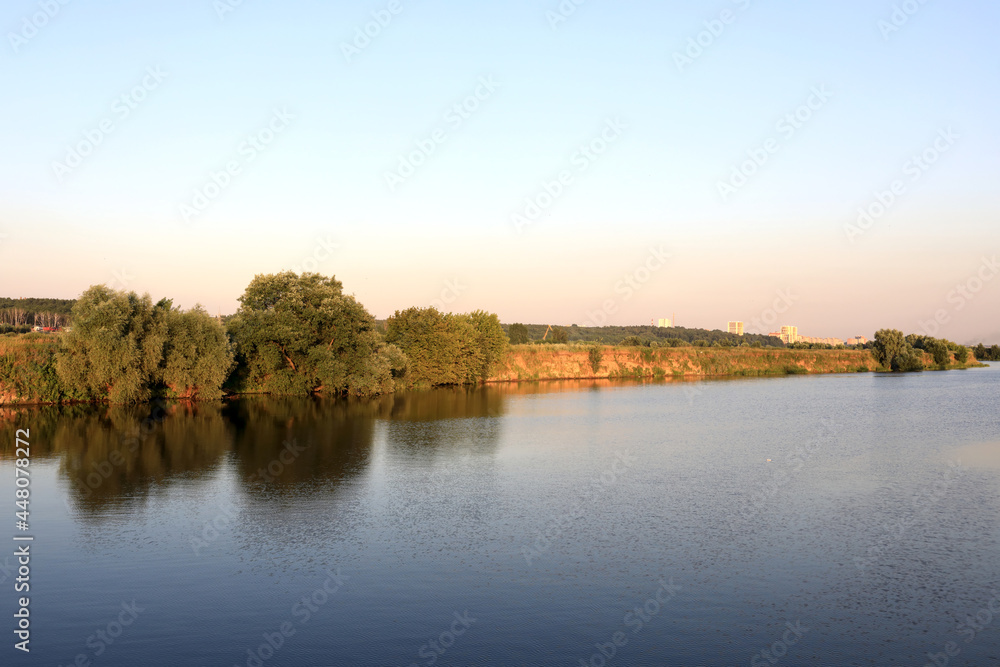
[[0, 297, 76, 332], [504, 323, 784, 348], [870, 329, 974, 372], [22, 272, 509, 403], [972, 343, 1000, 361]]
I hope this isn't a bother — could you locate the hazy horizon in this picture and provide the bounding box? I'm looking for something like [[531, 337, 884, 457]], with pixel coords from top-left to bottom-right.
[[2, 0, 998, 344]]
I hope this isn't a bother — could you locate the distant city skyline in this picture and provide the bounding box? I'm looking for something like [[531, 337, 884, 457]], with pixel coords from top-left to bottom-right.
[[1, 0, 997, 344]]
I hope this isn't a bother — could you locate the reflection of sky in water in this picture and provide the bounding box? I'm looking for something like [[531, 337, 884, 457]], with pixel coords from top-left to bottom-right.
[[0, 368, 998, 666]]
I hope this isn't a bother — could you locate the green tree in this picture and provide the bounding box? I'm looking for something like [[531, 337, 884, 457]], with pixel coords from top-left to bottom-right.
[[621, 335, 645, 347], [161, 306, 235, 399], [551, 326, 568, 344], [228, 272, 405, 396], [954, 346, 969, 364], [925, 338, 949, 367], [508, 323, 529, 345], [385, 307, 469, 386], [56, 286, 171, 403], [460, 310, 508, 382], [871, 329, 906, 370], [588, 345, 604, 374], [974, 343, 987, 360], [892, 345, 924, 372]]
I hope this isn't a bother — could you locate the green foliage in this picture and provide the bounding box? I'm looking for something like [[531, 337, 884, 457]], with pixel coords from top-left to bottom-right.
[[587, 345, 603, 373], [385, 307, 507, 386], [620, 335, 646, 347], [228, 272, 405, 397], [925, 338, 950, 367], [871, 329, 906, 370], [461, 310, 509, 382], [551, 326, 568, 344], [53, 286, 235, 403], [509, 323, 781, 348], [954, 346, 970, 364], [508, 323, 529, 345], [0, 337, 65, 403], [56, 286, 171, 403], [384, 307, 468, 386], [162, 306, 235, 399], [972, 343, 1000, 361], [892, 346, 924, 372]]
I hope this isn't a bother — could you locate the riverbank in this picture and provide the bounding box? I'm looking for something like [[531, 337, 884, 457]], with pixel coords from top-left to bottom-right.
[[0, 338, 986, 405], [488, 344, 984, 382]]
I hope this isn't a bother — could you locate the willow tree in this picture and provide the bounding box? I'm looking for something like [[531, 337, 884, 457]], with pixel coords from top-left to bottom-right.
[[227, 272, 406, 396], [384, 307, 508, 386], [56, 286, 171, 403], [161, 306, 235, 399]]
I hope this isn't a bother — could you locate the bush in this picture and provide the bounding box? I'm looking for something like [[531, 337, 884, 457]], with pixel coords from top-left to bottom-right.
[[891, 345, 924, 372], [955, 346, 969, 364], [587, 345, 603, 374]]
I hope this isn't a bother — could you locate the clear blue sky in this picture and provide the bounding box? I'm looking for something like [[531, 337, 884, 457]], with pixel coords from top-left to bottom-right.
[[2, 0, 998, 342]]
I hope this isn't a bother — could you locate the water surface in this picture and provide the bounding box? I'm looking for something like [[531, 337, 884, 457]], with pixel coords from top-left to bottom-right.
[[2, 367, 999, 665]]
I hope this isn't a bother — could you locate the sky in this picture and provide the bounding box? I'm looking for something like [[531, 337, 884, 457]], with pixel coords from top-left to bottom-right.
[[1, 0, 998, 343]]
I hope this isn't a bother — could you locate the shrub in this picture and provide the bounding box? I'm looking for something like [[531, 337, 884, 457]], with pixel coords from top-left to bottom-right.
[[587, 345, 603, 374]]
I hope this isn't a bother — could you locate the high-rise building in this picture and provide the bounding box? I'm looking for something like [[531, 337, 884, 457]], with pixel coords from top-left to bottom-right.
[[780, 325, 799, 344], [655, 318, 672, 328], [727, 321, 744, 336]]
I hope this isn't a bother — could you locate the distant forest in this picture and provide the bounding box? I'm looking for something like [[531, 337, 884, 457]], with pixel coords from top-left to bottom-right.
[[502, 323, 785, 348], [0, 297, 76, 332]]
